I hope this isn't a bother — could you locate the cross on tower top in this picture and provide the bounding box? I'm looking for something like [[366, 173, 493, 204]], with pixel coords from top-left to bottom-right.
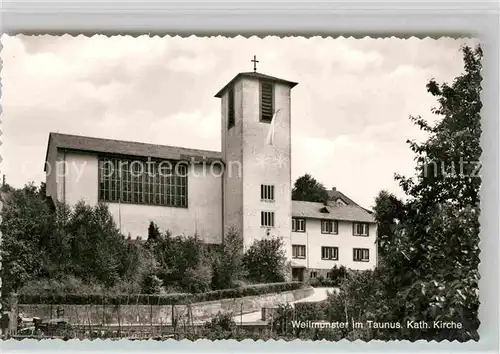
[[251, 55, 259, 73]]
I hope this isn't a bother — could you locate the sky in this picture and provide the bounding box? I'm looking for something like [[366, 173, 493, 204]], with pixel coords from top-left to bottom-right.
[[0, 35, 477, 209]]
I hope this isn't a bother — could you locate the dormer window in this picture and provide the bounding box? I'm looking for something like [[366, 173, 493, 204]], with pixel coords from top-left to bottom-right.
[[336, 198, 347, 206], [260, 82, 274, 122], [319, 206, 329, 213]]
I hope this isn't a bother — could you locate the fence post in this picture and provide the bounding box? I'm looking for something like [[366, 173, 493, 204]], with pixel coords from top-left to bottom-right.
[[102, 294, 105, 326], [270, 311, 273, 338], [188, 303, 194, 332], [157, 296, 161, 338], [150, 296, 153, 336], [117, 298, 121, 338], [8, 293, 18, 336], [87, 302, 93, 340]]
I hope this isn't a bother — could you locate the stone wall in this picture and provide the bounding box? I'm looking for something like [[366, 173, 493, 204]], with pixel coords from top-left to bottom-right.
[[18, 287, 313, 326]]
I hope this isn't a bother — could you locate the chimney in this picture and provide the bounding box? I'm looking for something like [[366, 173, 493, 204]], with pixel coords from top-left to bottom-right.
[[331, 187, 336, 191]]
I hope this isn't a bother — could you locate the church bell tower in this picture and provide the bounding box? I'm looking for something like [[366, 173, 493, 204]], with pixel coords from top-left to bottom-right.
[[215, 58, 297, 262]]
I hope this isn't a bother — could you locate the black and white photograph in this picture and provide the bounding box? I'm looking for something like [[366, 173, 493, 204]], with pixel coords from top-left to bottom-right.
[[0, 35, 482, 342]]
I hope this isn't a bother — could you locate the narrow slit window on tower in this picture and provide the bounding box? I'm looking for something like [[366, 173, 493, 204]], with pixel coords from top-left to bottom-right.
[[261, 211, 275, 227], [260, 184, 274, 201], [228, 87, 235, 129], [260, 82, 274, 122]]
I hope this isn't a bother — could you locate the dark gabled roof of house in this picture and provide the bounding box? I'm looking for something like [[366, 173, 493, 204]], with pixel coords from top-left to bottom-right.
[[214, 71, 298, 98], [328, 187, 374, 214], [292, 200, 375, 223], [44, 133, 222, 171], [328, 188, 359, 206]]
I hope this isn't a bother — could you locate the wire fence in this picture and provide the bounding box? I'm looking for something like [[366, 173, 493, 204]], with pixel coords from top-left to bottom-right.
[[8, 299, 271, 340]]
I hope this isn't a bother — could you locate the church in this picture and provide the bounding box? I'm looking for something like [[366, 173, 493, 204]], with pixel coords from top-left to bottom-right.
[[44, 63, 377, 281]]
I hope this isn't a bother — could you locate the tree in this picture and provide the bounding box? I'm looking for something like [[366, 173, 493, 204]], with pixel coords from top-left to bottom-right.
[[396, 46, 482, 210], [181, 259, 213, 293], [389, 45, 482, 341], [372, 190, 406, 256], [0, 182, 13, 193], [0, 183, 54, 298], [53, 201, 131, 287], [211, 228, 245, 289], [314, 45, 482, 342], [140, 273, 163, 294], [147, 221, 161, 242], [243, 237, 288, 283], [292, 174, 329, 203]]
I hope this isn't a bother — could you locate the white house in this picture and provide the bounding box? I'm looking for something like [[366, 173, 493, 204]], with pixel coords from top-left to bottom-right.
[[44, 69, 377, 282], [291, 199, 377, 280]]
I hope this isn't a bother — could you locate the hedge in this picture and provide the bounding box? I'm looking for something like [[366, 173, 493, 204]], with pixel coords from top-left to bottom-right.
[[295, 301, 327, 315], [18, 281, 306, 305], [310, 278, 341, 287]]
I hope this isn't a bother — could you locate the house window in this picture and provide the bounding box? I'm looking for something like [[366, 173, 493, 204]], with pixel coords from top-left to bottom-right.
[[99, 157, 188, 207], [353, 248, 370, 262], [310, 271, 317, 278], [321, 220, 338, 234], [292, 245, 306, 259], [261, 211, 275, 227], [353, 222, 369, 236], [260, 82, 274, 122], [321, 246, 339, 260], [228, 87, 235, 129], [261, 184, 274, 201], [292, 218, 306, 232]]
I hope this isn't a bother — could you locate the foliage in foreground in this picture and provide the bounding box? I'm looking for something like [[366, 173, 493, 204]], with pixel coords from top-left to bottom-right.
[[272, 45, 482, 342], [242, 237, 289, 283], [325, 45, 482, 342], [388, 45, 482, 341], [1, 184, 291, 304]]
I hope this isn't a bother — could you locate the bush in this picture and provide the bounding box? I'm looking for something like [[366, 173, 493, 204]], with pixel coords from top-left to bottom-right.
[[271, 301, 329, 337], [309, 266, 347, 287], [310, 275, 336, 288], [294, 301, 327, 320], [211, 228, 244, 290], [181, 262, 213, 293], [140, 273, 163, 294], [147, 234, 208, 292], [18, 276, 103, 295], [270, 303, 296, 335], [203, 311, 236, 332], [243, 237, 288, 283], [329, 265, 348, 285], [321, 268, 397, 341], [106, 279, 142, 295]]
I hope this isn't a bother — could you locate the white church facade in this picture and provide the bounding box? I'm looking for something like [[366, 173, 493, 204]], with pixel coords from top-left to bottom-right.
[[44, 70, 377, 281]]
